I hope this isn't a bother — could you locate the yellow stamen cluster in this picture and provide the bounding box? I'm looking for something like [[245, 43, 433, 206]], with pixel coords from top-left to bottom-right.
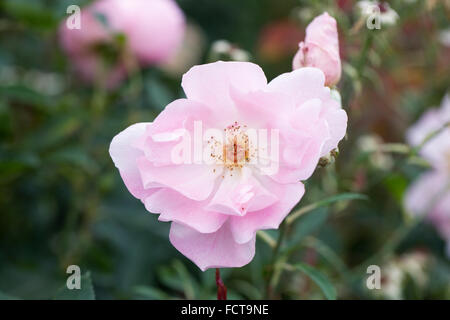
[[207, 121, 256, 176]]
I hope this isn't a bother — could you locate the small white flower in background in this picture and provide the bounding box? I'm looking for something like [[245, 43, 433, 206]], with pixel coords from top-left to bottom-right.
[[211, 40, 232, 55], [439, 29, 450, 47], [357, 135, 381, 153], [291, 6, 314, 23], [357, 135, 394, 170], [210, 40, 251, 62], [374, 251, 429, 300], [382, 264, 403, 299], [357, 0, 399, 27], [0, 65, 64, 95], [230, 48, 251, 62]]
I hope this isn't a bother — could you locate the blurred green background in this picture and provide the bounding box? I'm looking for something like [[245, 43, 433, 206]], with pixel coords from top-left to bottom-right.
[[0, 0, 449, 299]]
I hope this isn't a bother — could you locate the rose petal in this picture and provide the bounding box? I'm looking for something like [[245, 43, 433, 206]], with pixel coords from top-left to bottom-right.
[[169, 222, 256, 271]]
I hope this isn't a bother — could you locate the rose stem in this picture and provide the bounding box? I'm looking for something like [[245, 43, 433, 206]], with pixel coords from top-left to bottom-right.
[[215, 268, 227, 300]]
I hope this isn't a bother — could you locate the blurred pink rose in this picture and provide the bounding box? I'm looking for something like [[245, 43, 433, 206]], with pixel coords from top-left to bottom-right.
[[292, 12, 341, 87], [109, 61, 347, 270], [405, 94, 450, 257], [406, 94, 450, 171], [59, 0, 185, 87]]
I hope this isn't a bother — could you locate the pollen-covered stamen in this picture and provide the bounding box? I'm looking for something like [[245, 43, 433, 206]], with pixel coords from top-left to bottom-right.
[[223, 122, 253, 169], [207, 121, 256, 173]]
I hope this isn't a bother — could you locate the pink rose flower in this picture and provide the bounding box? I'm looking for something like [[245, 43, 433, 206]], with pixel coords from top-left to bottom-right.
[[109, 61, 347, 270], [59, 0, 185, 87], [292, 12, 341, 87]]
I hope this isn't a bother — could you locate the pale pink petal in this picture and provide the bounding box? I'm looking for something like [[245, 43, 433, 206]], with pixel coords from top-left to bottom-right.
[[320, 102, 348, 156], [144, 189, 228, 233], [268, 67, 346, 156], [302, 44, 341, 87], [270, 100, 331, 183], [181, 61, 267, 114], [406, 94, 450, 170], [229, 86, 294, 128], [305, 13, 340, 59], [404, 171, 449, 217], [405, 170, 450, 255], [206, 168, 278, 216], [229, 181, 305, 244], [137, 157, 222, 201], [169, 222, 256, 271], [292, 42, 306, 70], [109, 122, 155, 200], [133, 98, 215, 166], [429, 194, 450, 241], [419, 129, 450, 170], [407, 109, 444, 147], [267, 67, 328, 106], [407, 94, 450, 147]]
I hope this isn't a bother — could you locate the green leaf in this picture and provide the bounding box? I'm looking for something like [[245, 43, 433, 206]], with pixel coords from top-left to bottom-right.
[[1, 0, 58, 30], [45, 146, 99, 174], [0, 291, 20, 300], [146, 75, 175, 111], [53, 272, 95, 300], [133, 286, 171, 300], [289, 207, 329, 245], [172, 260, 197, 300], [230, 280, 263, 300], [285, 263, 337, 300], [0, 85, 49, 106], [383, 174, 408, 204], [286, 193, 368, 225]]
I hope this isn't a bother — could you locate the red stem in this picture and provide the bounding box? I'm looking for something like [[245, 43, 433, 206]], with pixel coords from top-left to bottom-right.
[[215, 268, 227, 300]]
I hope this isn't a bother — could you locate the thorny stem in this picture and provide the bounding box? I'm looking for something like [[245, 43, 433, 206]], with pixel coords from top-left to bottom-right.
[[215, 268, 227, 300]]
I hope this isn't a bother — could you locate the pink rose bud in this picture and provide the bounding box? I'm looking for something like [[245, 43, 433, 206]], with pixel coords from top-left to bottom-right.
[[292, 12, 341, 86]]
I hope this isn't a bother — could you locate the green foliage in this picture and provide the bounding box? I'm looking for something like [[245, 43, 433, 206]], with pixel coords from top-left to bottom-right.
[[285, 263, 337, 300], [54, 272, 95, 300]]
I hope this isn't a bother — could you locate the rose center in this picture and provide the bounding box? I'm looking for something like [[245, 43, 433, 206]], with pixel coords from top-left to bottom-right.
[[208, 121, 255, 171]]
